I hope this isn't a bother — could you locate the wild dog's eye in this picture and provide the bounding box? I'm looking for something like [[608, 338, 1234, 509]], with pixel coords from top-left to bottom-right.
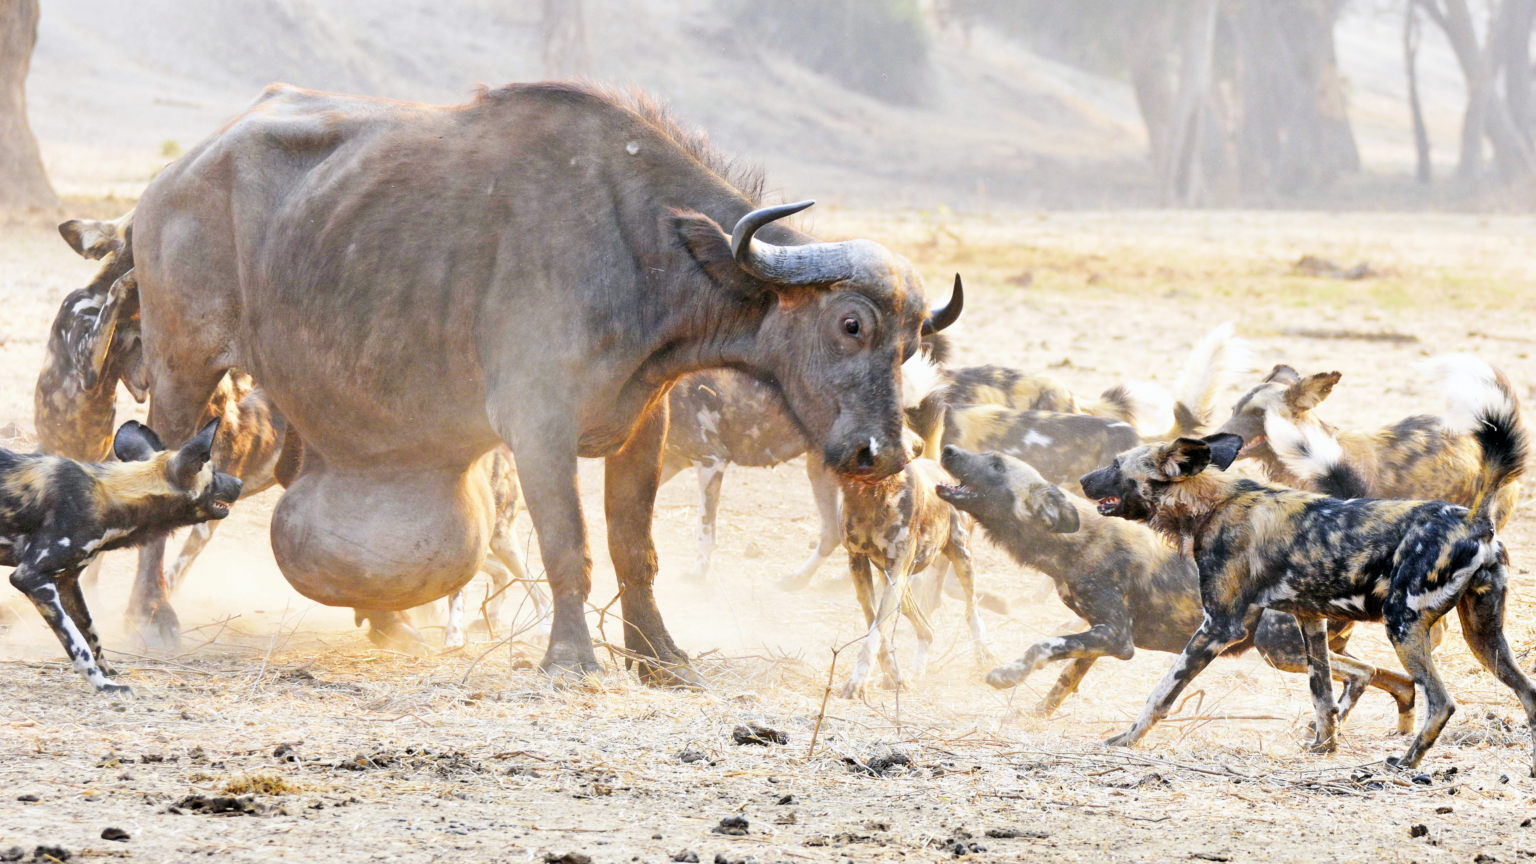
[[842, 317, 860, 336]]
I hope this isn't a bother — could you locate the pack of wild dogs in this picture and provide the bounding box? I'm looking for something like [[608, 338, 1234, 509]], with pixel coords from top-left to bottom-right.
[[6, 204, 1534, 774]]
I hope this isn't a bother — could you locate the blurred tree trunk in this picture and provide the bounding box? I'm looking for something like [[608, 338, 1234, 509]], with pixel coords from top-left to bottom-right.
[[1404, 0, 1433, 183], [0, 0, 57, 213], [1126, 5, 1177, 177], [1418, 0, 1534, 182], [1160, 0, 1219, 205], [1494, 0, 1534, 148], [541, 0, 590, 79]]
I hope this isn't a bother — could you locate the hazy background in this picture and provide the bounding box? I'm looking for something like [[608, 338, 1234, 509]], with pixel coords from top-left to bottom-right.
[[20, 0, 1526, 211]]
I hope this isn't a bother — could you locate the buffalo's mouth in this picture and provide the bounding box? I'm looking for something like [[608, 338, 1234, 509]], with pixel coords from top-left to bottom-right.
[[1095, 495, 1123, 516], [1238, 434, 1265, 456]]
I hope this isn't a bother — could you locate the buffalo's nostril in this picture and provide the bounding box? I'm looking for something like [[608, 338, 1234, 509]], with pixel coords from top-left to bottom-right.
[[855, 446, 876, 471]]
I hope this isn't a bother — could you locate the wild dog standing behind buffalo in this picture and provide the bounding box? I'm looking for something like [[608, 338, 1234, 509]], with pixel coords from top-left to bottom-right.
[[1, 419, 241, 693], [1080, 370, 1535, 770], [838, 353, 993, 699], [935, 446, 1418, 731], [1217, 354, 1521, 527]]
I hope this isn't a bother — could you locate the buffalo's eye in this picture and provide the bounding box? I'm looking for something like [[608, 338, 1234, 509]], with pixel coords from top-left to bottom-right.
[[842, 317, 860, 336]]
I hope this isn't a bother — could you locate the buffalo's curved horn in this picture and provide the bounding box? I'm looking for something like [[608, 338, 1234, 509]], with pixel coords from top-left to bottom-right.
[[922, 274, 964, 335], [731, 200, 880, 286]]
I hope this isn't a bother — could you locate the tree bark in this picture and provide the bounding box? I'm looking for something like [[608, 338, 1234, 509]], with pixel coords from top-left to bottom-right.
[[1496, 0, 1535, 143], [541, 0, 590, 79], [1126, 4, 1177, 178], [1161, 0, 1220, 206], [1422, 0, 1534, 182], [1405, 0, 1434, 183], [0, 0, 57, 213]]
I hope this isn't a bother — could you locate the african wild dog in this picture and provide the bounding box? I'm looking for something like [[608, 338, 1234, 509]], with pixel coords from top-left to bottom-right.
[[837, 354, 993, 699], [661, 278, 962, 588], [1, 419, 242, 692], [1216, 355, 1521, 528], [935, 446, 1418, 730], [1080, 373, 1536, 769]]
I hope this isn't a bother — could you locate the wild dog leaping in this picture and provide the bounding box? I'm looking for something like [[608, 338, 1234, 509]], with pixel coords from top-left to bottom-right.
[[1080, 372, 1536, 770], [1, 420, 241, 693]]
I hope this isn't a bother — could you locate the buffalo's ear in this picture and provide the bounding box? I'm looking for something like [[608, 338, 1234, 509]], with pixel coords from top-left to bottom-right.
[[1264, 364, 1301, 385], [1202, 433, 1244, 471], [170, 418, 220, 483], [1158, 437, 1212, 479], [1286, 371, 1340, 411], [671, 209, 812, 304], [1037, 485, 1079, 533], [113, 420, 165, 462]]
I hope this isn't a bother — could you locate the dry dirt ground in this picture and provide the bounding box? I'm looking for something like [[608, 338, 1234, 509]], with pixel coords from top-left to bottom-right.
[[2, 207, 1536, 862]]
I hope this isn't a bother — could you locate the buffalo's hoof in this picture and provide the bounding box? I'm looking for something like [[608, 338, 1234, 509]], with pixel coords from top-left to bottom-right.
[[637, 659, 708, 689], [540, 640, 603, 686], [1103, 731, 1138, 748], [1303, 737, 1338, 754], [130, 605, 182, 652], [367, 627, 432, 657]]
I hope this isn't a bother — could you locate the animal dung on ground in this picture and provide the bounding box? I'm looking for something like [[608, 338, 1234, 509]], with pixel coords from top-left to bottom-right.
[[0, 849, 19, 862], [731, 722, 787, 746], [670, 852, 699, 863], [1410, 824, 1429, 838], [711, 815, 750, 836], [985, 827, 1048, 839], [98, 829, 128, 842], [677, 744, 709, 762], [171, 794, 264, 816], [31, 848, 69, 863], [542, 854, 592, 864]]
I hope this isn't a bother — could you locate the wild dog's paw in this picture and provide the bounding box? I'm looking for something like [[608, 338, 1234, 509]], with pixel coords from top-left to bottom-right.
[[1103, 730, 1140, 748], [97, 681, 134, 697], [840, 677, 871, 700], [984, 665, 1026, 689]]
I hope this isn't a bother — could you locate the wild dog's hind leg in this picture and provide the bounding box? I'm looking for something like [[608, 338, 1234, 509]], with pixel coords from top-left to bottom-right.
[[442, 589, 467, 649], [1456, 560, 1536, 775], [781, 452, 841, 592], [1255, 611, 1413, 734], [1034, 657, 1099, 716], [986, 590, 1131, 705], [1297, 616, 1339, 752], [687, 459, 725, 584], [1385, 618, 1454, 770], [354, 609, 430, 656], [841, 554, 882, 699], [12, 562, 127, 694], [607, 403, 701, 687]]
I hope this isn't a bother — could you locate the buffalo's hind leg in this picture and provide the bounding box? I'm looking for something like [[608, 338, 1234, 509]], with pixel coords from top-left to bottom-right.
[[1457, 561, 1536, 775], [606, 402, 703, 687]]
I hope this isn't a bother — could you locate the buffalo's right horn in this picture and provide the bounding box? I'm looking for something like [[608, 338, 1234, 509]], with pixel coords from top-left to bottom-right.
[[922, 274, 964, 335], [731, 201, 888, 286]]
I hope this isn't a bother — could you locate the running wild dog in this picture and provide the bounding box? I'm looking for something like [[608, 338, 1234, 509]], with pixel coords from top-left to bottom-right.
[[838, 353, 992, 699], [935, 446, 1417, 729], [1079, 368, 1536, 770], [1, 420, 242, 693], [1216, 354, 1521, 528]]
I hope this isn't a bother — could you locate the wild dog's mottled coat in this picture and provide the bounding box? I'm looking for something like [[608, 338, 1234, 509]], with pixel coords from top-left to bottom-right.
[[935, 447, 1416, 728], [1, 420, 242, 692], [1080, 382, 1536, 769]]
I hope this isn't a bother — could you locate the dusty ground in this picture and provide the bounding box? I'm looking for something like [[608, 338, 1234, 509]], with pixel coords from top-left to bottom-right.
[[2, 208, 1536, 862]]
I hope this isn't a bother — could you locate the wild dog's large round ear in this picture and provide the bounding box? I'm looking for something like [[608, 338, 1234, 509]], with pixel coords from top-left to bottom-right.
[[1158, 437, 1213, 479], [169, 418, 222, 483], [1037, 485, 1079, 534], [1202, 433, 1244, 471], [1285, 371, 1341, 411], [1264, 364, 1301, 385], [113, 420, 165, 462]]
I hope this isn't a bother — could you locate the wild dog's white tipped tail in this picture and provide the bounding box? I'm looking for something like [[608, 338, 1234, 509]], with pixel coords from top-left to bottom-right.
[[1416, 353, 1517, 435], [1092, 380, 1176, 438], [1172, 321, 1253, 433], [901, 351, 946, 409], [1264, 411, 1343, 482]]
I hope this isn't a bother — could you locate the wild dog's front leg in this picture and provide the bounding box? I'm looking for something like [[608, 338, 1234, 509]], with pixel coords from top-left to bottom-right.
[[1106, 620, 1240, 748], [442, 589, 467, 649], [164, 522, 218, 595], [606, 403, 702, 687], [1034, 657, 1099, 716], [841, 554, 880, 699], [987, 623, 1132, 696], [11, 562, 128, 694], [1297, 616, 1339, 752], [687, 459, 726, 583], [944, 518, 993, 666], [56, 570, 113, 677]]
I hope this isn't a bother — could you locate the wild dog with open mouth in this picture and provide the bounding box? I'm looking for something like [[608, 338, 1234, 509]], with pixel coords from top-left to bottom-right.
[[1080, 375, 1536, 770], [1, 419, 242, 693], [936, 446, 1418, 729], [1216, 355, 1522, 528], [836, 354, 992, 699]]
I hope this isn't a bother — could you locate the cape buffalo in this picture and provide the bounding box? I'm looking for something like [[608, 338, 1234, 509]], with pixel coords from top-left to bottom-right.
[[128, 82, 958, 683]]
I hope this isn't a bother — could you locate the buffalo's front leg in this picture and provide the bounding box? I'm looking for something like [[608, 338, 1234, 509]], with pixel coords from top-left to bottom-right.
[[128, 540, 181, 650], [607, 402, 703, 687]]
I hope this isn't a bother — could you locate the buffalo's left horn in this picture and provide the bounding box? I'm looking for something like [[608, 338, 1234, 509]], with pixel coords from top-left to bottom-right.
[[922, 274, 964, 335], [731, 200, 889, 286]]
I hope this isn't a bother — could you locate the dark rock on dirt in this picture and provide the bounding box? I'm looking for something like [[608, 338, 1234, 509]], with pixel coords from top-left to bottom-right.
[[15, 795, 37, 803], [732, 723, 787, 746], [31, 847, 69, 862], [1410, 824, 1429, 838], [99, 828, 129, 842], [711, 815, 750, 836], [175, 794, 264, 816], [273, 743, 298, 762], [677, 745, 708, 763], [0, 849, 21, 863], [845, 747, 913, 776], [775, 794, 794, 805], [986, 827, 1048, 839], [1191, 854, 1231, 862], [934, 838, 985, 857], [670, 852, 699, 863], [543, 854, 591, 864]]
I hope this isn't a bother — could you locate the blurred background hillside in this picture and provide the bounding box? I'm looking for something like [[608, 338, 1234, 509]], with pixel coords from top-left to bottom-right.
[[8, 0, 1533, 211]]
